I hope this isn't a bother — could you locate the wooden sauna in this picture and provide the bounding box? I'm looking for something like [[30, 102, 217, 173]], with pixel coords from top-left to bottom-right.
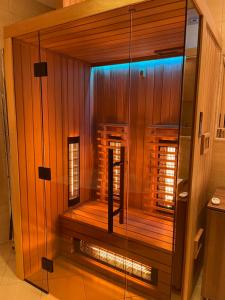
[[3, 0, 222, 300]]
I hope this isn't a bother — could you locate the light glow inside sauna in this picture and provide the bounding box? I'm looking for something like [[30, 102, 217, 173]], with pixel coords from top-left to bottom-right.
[[165, 147, 176, 203], [80, 241, 154, 283], [109, 140, 121, 199], [157, 145, 176, 210], [97, 125, 127, 203], [68, 137, 80, 205], [92, 56, 183, 73]]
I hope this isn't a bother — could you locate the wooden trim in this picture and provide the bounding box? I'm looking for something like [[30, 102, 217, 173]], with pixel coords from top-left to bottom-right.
[[193, 228, 204, 259], [4, 38, 24, 279], [4, 0, 149, 39], [193, 0, 222, 48]]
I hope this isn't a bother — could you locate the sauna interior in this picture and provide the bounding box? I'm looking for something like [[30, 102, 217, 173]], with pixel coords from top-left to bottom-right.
[[8, 0, 202, 299]]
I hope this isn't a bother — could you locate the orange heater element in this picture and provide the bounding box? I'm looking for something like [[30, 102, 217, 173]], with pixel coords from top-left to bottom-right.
[[79, 240, 158, 285], [68, 137, 80, 206], [145, 126, 178, 216], [97, 124, 128, 204]]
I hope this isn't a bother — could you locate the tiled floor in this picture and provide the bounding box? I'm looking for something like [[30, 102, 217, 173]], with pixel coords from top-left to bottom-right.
[[0, 242, 202, 300]]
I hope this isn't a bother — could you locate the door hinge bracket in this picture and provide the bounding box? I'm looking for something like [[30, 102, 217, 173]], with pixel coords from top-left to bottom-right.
[[34, 62, 48, 77], [41, 257, 53, 273], [38, 167, 51, 181]]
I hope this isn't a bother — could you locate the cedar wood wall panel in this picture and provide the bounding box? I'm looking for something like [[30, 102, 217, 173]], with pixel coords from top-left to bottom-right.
[[93, 59, 183, 209], [12, 39, 92, 277]]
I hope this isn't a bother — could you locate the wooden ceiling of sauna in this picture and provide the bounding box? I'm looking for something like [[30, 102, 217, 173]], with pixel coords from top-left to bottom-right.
[[17, 0, 186, 64]]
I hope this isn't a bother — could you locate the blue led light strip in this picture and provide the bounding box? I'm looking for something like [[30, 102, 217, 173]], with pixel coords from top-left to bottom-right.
[[92, 56, 184, 72]]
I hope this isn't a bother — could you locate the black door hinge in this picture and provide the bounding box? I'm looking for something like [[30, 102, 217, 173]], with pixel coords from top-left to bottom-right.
[[34, 62, 48, 77], [38, 167, 51, 181], [42, 257, 53, 273]]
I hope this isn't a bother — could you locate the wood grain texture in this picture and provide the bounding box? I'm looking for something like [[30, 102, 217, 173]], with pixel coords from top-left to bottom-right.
[[193, 0, 222, 47], [12, 40, 92, 278], [61, 200, 174, 252], [8, 0, 185, 65], [60, 200, 174, 299], [182, 20, 222, 300], [209, 140, 225, 195], [202, 190, 225, 300], [4, 38, 24, 279]]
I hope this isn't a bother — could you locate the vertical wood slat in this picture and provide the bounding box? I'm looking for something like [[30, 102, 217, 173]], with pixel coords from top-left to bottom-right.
[[55, 55, 64, 220], [13, 40, 30, 277], [5, 38, 25, 279], [62, 57, 69, 211], [21, 43, 39, 274], [84, 65, 92, 201]]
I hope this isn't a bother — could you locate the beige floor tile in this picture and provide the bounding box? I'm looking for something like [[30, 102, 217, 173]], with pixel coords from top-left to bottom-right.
[[0, 261, 7, 285], [0, 242, 14, 261], [0, 284, 19, 300], [0, 281, 42, 300], [1, 259, 21, 285]]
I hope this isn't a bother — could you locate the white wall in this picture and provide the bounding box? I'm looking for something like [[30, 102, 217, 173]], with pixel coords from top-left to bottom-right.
[[0, 0, 53, 244]]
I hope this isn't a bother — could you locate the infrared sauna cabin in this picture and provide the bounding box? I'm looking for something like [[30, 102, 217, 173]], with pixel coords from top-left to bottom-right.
[[3, 0, 222, 300]]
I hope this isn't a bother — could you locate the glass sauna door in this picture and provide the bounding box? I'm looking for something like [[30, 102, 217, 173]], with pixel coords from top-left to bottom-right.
[[12, 33, 49, 292], [37, 5, 133, 300], [125, 1, 187, 300]]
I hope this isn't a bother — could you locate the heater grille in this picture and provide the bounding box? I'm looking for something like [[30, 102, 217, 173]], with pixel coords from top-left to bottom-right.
[[155, 143, 177, 211], [97, 124, 127, 203], [80, 241, 157, 284], [68, 137, 80, 206], [145, 126, 178, 216]]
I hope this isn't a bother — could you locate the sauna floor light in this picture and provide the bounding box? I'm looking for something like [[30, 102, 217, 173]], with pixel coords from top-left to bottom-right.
[[68, 137, 80, 206], [80, 241, 157, 285]]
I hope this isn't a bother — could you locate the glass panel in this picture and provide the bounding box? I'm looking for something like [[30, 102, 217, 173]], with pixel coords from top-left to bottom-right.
[[172, 0, 201, 299], [12, 32, 49, 292], [127, 1, 187, 300], [38, 5, 133, 300]]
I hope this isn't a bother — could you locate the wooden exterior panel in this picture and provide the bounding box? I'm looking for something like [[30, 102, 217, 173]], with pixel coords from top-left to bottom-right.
[[183, 20, 222, 300]]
